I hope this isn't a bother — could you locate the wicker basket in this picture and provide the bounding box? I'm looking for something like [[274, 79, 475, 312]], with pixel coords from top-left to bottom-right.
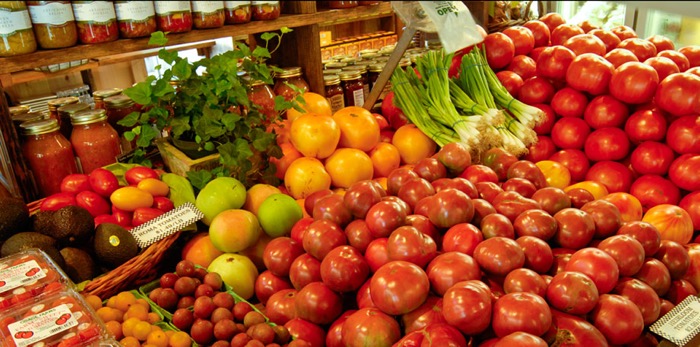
[[27, 199, 182, 300]]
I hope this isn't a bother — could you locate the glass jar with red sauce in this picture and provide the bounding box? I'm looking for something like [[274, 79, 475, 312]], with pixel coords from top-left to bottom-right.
[[154, 1, 192, 33], [20, 119, 78, 197], [47, 96, 79, 122], [324, 75, 344, 114], [368, 62, 390, 102], [329, 1, 358, 9], [251, 1, 279, 21], [57, 102, 90, 140], [339, 70, 365, 107], [115, 1, 157, 38], [343, 65, 369, 100], [248, 80, 277, 123], [71, 1, 119, 44], [92, 88, 123, 110], [192, 1, 225, 29], [70, 109, 122, 174], [273, 67, 309, 102], [27, 1, 78, 49], [11, 112, 46, 140], [224, 1, 251, 24], [104, 94, 138, 134]]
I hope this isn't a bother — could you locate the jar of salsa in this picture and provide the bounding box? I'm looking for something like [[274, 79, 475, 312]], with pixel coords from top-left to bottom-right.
[[104, 94, 137, 134], [47, 96, 79, 122], [154, 1, 192, 33], [224, 1, 251, 24], [92, 88, 123, 110], [72, 1, 119, 44], [70, 109, 121, 174], [248, 80, 277, 123], [11, 112, 45, 140], [20, 119, 78, 197], [192, 1, 225, 29], [324, 75, 344, 114], [343, 65, 369, 100], [0, 1, 37, 57], [27, 1, 78, 49], [329, 1, 358, 9], [368, 63, 390, 101], [273, 67, 309, 102], [57, 102, 90, 139], [115, 1, 156, 38], [251, 1, 279, 21], [339, 71, 364, 107]]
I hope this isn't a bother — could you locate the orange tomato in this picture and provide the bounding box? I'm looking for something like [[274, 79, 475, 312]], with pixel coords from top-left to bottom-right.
[[324, 148, 374, 189], [270, 142, 303, 180], [284, 157, 332, 199], [602, 192, 643, 223], [136, 178, 170, 197], [642, 204, 694, 244], [536, 160, 571, 189], [290, 113, 340, 159], [391, 124, 437, 165], [286, 92, 332, 122], [332, 106, 381, 152], [369, 142, 401, 178], [268, 119, 292, 145], [563, 180, 609, 200], [374, 177, 388, 191]]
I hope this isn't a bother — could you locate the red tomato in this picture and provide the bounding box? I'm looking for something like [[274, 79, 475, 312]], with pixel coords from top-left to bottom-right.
[[578, 20, 599, 33], [518, 76, 555, 104], [284, 318, 326, 347], [617, 221, 662, 257], [484, 32, 515, 70], [516, 235, 555, 273], [540, 12, 566, 33], [535, 46, 576, 82], [583, 95, 629, 129], [88, 168, 120, 197], [523, 20, 551, 47], [550, 87, 588, 118], [442, 280, 492, 335], [655, 239, 691, 280], [255, 270, 293, 306], [549, 149, 590, 183], [294, 281, 343, 325], [584, 127, 631, 161], [131, 207, 164, 227], [625, 109, 668, 144], [473, 237, 525, 277], [152, 196, 174, 212], [320, 245, 369, 293], [302, 219, 347, 260], [551, 24, 585, 46], [543, 310, 609, 346], [492, 292, 552, 337], [529, 46, 547, 62], [373, 113, 389, 131], [381, 91, 409, 130], [524, 136, 557, 163], [581, 199, 623, 239], [564, 33, 606, 56], [630, 175, 681, 210], [553, 208, 596, 250], [566, 248, 620, 294], [262, 289, 298, 324], [604, 47, 640, 68], [39, 192, 76, 212], [678, 45, 700, 67], [609, 62, 659, 104], [647, 35, 675, 52], [386, 225, 437, 268], [658, 49, 690, 72], [501, 26, 534, 57], [124, 166, 159, 185], [506, 55, 536, 80], [75, 190, 111, 217], [679, 191, 700, 230], [630, 141, 675, 176], [645, 56, 680, 81], [532, 104, 556, 135], [546, 271, 600, 314], [666, 115, 700, 154], [460, 164, 498, 184], [530, 186, 572, 216], [598, 234, 646, 277], [551, 117, 591, 150], [590, 294, 644, 345], [503, 267, 547, 296], [655, 73, 700, 117], [613, 277, 662, 326], [496, 70, 524, 97], [59, 174, 92, 193], [263, 237, 305, 278], [369, 261, 429, 315], [618, 38, 658, 61], [566, 53, 615, 95], [426, 252, 481, 296], [590, 28, 622, 53], [611, 25, 638, 41]]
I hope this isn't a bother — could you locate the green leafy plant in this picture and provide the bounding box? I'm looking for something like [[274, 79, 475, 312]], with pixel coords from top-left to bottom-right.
[[119, 29, 302, 190]]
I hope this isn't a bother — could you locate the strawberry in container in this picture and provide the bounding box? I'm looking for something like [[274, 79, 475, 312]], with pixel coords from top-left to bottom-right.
[[0, 249, 73, 309], [0, 290, 107, 347]]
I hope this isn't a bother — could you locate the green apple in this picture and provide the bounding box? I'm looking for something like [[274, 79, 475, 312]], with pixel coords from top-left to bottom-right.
[[195, 177, 246, 225]]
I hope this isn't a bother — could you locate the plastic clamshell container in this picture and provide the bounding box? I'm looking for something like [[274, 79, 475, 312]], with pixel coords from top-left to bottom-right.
[[0, 289, 108, 347], [0, 248, 74, 310]]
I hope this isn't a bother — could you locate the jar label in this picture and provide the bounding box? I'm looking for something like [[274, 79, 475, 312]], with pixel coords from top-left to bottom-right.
[[328, 94, 345, 114], [0, 9, 32, 36], [352, 88, 365, 107], [192, 1, 224, 14], [7, 304, 78, 347], [154, 1, 191, 14], [72, 2, 116, 24], [0, 260, 47, 295], [28, 2, 75, 26], [115, 1, 155, 21], [224, 1, 250, 9], [251, 1, 279, 5]]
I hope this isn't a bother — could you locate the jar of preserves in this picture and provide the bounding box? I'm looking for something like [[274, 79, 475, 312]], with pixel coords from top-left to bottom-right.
[[273, 67, 310, 102], [329, 1, 358, 9], [343, 65, 369, 100], [72, 1, 119, 44], [224, 1, 251, 24], [57, 102, 90, 139], [154, 1, 192, 33], [47, 96, 79, 121], [20, 119, 78, 197], [104, 94, 137, 134], [115, 1, 156, 38], [70, 109, 122, 174], [248, 80, 277, 122], [0, 1, 37, 57], [339, 71, 364, 107], [251, 1, 279, 21], [192, 1, 225, 29], [11, 112, 45, 139], [368, 63, 390, 101], [324, 75, 344, 114], [92, 88, 123, 110], [27, 1, 77, 49]]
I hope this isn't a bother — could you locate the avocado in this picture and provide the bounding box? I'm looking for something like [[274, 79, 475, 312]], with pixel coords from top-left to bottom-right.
[[33, 206, 94, 246], [0, 197, 30, 241], [1, 232, 65, 268], [93, 223, 139, 269], [60, 247, 99, 283]]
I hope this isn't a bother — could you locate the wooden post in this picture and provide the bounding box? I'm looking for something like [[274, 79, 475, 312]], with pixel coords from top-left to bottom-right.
[[0, 82, 35, 201]]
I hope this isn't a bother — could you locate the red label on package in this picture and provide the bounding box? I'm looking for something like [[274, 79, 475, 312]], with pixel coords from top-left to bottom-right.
[[0, 260, 46, 295], [8, 304, 78, 347]]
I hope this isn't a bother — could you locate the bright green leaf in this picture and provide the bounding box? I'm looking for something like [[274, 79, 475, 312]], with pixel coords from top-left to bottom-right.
[[123, 82, 153, 105], [148, 31, 168, 46], [280, 27, 293, 34], [252, 46, 271, 59], [260, 32, 275, 42], [117, 111, 140, 127], [187, 170, 213, 191]]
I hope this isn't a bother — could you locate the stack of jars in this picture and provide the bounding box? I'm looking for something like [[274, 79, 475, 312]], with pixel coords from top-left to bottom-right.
[[0, 1, 282, 57]]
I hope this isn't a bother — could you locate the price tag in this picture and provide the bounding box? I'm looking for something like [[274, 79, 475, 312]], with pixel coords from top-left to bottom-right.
[[650, 295, 700, 346], [130, 202, 204, 248]]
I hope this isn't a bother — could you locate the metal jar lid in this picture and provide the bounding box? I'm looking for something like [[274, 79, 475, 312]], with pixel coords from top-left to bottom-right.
[[323, 69, 343, 76], [12, 111, 46, 125], [9, 105, 30, 116], [339, 71, 362, 81], [368, 63, 385, 73], [20, 118, 61, 136], [339, 57, 357, 65], [325, 62, 348, 70], [105, 94, 135, 108], [276, 66, 303, 78], [70, 109, 109, 125], [342, 65, 368, 74], [324, 75, 341, 86], [57, 102, 90, 115], [92, 88, 123, 100], [47, 96, 79, 110]]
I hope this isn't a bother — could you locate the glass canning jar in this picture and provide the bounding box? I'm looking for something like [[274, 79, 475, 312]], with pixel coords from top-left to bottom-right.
[[47, 96, 79, 122], [20, 118, 78, 197], [343, 65, 369, 100], [72, 1, 119, 44], [115, 1, 157, 38], [251, 1, 279, 21], [324, 75, 345, 114], [0, 1, 37, 57], [368, 63, 390, 101], [57, 102, 90, 139], [70, 109, 122, 174], [339, 70, 365, 107], [154, 1, 192, 33], [104, 94, 137, 134], [92, 88, 123, 110], [192, 1, 225, 29], [27, 1, 78, 49], [224, 1, 251, 24], [274, 67, 310, 102], [248, 80, 277, 122], [11, 112, 46, 140]]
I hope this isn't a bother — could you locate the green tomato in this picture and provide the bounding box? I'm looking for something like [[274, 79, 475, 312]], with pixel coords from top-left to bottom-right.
[[195, 177, 246, 225]]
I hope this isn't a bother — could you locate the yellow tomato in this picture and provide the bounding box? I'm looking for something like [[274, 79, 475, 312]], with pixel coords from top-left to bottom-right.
[[136, 178, 170, 197], [564, 181, 609, 200], [284, 157, 332, 199], [286, 92, 332, 122], [270, 142, 303, 180], [332, 106, 380, 152], [324, 148, 374, 189], [392, 124, 437, 165], [290, 113, 340, 159], [369, 142, 401, 178], [642, 204, 694, 244], [536, 160, 571, 189], [601, 192, 643, 223], [110, 186, 154, 211]]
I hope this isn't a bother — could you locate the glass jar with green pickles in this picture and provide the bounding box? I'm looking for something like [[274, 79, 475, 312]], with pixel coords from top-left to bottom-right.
[[0, 1, 37, 57], [27, 1, 78, 49]]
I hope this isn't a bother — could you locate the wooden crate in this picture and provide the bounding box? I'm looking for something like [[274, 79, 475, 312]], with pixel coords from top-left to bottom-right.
[[155, 138, 220, 177]]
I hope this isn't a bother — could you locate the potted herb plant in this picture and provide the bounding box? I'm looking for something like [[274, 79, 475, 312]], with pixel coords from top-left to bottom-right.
[[118, 29, 300, 190]]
